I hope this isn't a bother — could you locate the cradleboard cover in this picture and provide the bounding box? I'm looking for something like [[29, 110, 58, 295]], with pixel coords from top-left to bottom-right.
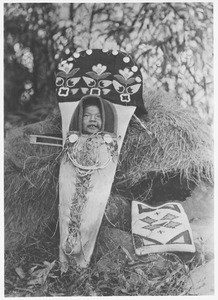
[[132, 201, 195, 255], [56, 49, 145, 271]]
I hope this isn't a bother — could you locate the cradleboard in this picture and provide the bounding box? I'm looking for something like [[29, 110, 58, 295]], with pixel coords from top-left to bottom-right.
[[55, 49, 146, 271]]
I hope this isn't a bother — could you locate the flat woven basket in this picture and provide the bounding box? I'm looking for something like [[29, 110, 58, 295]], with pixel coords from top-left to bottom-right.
[[132, 201, 195, 255]]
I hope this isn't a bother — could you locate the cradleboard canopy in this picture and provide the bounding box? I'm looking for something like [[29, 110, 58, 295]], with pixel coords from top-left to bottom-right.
[[56, 49, 146, 142], [56, 49, 146, 271]]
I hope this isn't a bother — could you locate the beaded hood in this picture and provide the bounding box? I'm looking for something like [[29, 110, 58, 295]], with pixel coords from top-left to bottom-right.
[[55, 49, 146, 114]]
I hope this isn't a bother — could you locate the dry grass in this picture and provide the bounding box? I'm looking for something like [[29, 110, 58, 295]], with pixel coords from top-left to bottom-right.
[[118, 88, 213, 187], [4, 113, 62, 251]]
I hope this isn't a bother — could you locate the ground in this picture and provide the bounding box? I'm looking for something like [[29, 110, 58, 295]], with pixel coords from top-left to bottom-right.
[[4, 184, 214, 296]]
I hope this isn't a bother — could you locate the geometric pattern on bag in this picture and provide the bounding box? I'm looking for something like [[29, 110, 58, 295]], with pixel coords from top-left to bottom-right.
[[132, 201, 195, 256]]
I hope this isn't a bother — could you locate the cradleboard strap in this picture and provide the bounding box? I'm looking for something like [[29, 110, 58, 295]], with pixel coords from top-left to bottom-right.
[[56, 49, 146, 272]]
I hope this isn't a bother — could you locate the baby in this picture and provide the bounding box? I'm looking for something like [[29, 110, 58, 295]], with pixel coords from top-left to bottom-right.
[[82, 99, 102, 134]]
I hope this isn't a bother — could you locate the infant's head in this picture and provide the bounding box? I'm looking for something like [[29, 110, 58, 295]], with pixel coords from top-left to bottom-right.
[[82, 98, 102, 134]]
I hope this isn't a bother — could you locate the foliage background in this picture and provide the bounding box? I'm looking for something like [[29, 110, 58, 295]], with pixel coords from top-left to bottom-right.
[[4, 2, 213, 131]]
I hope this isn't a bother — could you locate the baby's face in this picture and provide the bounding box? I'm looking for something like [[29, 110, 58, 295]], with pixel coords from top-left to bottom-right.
[[82, 105, 102, 134]]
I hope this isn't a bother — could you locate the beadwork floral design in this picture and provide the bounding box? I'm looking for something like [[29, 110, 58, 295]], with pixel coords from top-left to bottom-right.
[[119, 68, 134, 81], [82, 63, 112, 96], [58, 60, 74, 74], [113, 68, 142, 102], [56, 60, 81, 97], [56, 49, 144, 108], [92, 64, 107, 75]]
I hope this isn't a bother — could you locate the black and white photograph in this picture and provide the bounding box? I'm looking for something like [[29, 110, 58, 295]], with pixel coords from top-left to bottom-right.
[[3, 1, 215, 297]]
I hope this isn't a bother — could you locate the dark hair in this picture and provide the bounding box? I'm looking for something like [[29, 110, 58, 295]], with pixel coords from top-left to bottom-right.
[[82, 96, 102, 113]]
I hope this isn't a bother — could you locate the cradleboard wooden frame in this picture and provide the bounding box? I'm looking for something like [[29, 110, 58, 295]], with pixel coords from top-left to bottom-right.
[[59, 102, 135, 270], [56, 49, 146, 272], [32, 49, 146, 272]]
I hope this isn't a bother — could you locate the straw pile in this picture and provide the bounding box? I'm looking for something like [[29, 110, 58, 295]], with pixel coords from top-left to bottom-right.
[[4, 88, 213, 255], [4, 113, 62, 251], [118, 88, 213, 187]]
